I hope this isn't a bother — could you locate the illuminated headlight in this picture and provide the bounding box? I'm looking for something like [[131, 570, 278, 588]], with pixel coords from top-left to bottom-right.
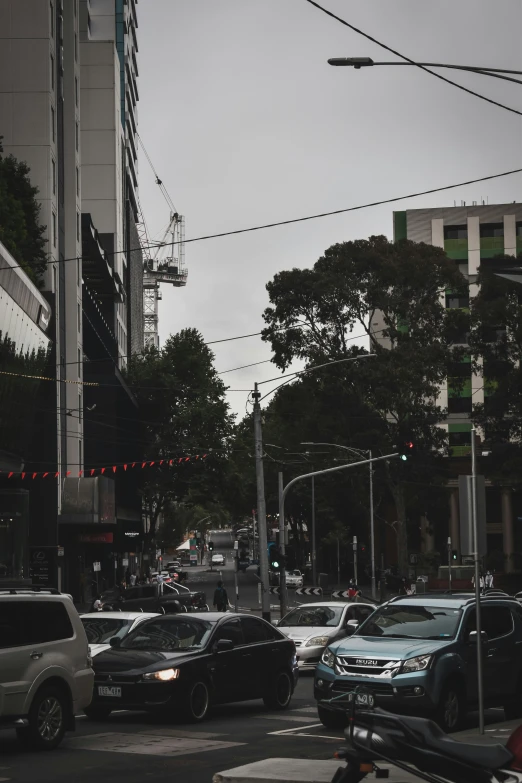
[[321, 648, 335, 668], [143, 668, 181, 681], [306, 636, 330, 647], [401, 655, 432, 673]]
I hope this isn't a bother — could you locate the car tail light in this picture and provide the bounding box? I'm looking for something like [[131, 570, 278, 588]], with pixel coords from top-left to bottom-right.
[[507, 724, 522, 770]]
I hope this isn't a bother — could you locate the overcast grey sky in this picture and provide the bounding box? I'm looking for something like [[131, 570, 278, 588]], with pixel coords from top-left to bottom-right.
[[138, 0, 522, 419]]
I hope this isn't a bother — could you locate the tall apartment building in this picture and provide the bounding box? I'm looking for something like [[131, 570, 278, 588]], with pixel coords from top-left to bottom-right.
[[0, 0, 84, 551], [387, 203, 522, 570], [0, 0, 144, 595]]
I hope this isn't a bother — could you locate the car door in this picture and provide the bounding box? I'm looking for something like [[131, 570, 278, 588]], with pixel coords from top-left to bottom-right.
[[240, 616, 275, 698], [119, 586, 144, 611], [461, 607, 498, 704], [208, 619, 246, 703], [481, 605, 517, 702]]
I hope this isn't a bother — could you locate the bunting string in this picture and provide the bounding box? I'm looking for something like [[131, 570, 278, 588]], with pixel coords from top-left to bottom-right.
[[2, 454, 209, 480]]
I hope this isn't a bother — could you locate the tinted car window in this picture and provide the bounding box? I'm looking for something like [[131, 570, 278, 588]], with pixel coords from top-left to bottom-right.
[[0, 601, 73, 647], [279, 606, 343, 627], [214, 619, 244, 646], [82, 617, 131, 643], [141, 586, 156, 598], [241, 617, 270, 643], [464, 606, 514, 639], [123, 587, 142, 600], [121, 617, 214, 650], [354, 605, 374, 623]]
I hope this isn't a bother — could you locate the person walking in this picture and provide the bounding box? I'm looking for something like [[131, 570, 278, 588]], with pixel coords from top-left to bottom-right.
[[129, 572, 137, 587], [213, 580, 229, 612], [485, 571, 494, 590]]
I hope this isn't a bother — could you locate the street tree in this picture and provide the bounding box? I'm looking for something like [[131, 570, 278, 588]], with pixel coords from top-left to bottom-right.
[[261, 235, 466, 573], [125, 328, 235, 553]]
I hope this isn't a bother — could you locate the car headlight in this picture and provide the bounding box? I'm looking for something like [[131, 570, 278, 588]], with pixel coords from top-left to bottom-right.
[[321, 648, 335, 668], [143, 668, 181, 681], [401, 654, 432, 673], [306, 636, 330, 647]]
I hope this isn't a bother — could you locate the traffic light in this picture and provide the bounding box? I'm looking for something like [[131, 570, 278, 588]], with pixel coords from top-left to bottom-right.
[[452, 550, 458, 561], [268, 543, 281, 570], [208, 541, 214, 552], [399, 441, 415, 461]]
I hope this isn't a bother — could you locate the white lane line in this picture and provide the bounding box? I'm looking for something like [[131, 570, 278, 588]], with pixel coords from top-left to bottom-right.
[[268, 722, 325, 735]]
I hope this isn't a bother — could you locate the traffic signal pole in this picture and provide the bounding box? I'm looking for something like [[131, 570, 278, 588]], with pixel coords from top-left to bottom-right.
[[278, 472, 289, 619], [253, 383, 271, 622]]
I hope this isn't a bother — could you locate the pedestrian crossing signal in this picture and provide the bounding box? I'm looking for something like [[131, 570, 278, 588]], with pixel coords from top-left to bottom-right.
[[399, 441, 414, 461]]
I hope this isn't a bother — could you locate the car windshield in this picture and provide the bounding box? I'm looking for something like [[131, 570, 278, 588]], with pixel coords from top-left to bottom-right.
[[121, 618, 215, 651], [289, 570, 301, 577], [358, 605, 463, 639], [82, 617, 132, 644], [279, 606, 343, 627]]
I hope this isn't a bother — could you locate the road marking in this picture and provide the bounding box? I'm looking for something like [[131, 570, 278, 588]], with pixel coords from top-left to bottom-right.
[[261, 714, 321, 723], [141, 729, 226, 739], [65, 732, 245, 757], [268, 722, 325, 735]]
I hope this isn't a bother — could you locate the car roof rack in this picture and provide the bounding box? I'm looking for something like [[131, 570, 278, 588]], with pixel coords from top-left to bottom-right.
[[0, 586, 61, 595]]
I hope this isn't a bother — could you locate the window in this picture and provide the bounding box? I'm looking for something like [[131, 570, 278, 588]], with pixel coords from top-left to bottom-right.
[[448, 397, 472, 414], [464, 607, 513, 640], [354, 605, 375, 624], [50, 54, 55, 90], [446, 293, 469, 309], [480, 223, 503, 238], [444, 225, 468, 240], [449, 431, 471, 447], [51, 106, 55, 141], [52, 158, 56, 194], [52, 211, 57, 247], [77, 301, 81, 331], [360, 605, 462, 640], [75, 121, 79, 151], [517, 222, 522, 237], [76, 212, 80, 241], [50, 2, 54, 37], [75, 76, 78, 106], [0, 602, 74, 648], [76, 166, 79, 197], [82, 617, 131, 644], [121, 618, 214, 651], [241, 617, 271, 644], [213, 619, 244, 646]]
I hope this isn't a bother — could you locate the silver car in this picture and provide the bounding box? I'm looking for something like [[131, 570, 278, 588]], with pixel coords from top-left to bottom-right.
[[276, 601, 377, 670]]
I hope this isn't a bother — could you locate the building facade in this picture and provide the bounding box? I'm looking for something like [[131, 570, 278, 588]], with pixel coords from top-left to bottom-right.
[[390, 203, 522, 572]]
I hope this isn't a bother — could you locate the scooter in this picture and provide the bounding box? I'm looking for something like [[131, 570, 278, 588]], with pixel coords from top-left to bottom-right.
[[329, 686, 522, 783]]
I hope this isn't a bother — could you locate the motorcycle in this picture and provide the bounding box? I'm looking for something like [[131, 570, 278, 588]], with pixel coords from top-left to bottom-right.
[[329, 686, 522, 783]]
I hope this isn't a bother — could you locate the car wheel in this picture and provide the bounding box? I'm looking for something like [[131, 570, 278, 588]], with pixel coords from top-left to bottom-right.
[[263, 670, 293, 710], [317, 705, 348, 729], [17, 685, 67, 751], [83, 706, 112, 721], [184, 681, 210, 722], [435, 682, 465, 732]]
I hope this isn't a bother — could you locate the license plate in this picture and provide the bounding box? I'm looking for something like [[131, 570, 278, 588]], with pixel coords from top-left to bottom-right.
[[98, 686, 121, 698], [355, 692, 375, 707]]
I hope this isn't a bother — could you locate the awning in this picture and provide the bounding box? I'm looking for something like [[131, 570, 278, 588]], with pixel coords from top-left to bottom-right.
[[176, 539, 191, 551]]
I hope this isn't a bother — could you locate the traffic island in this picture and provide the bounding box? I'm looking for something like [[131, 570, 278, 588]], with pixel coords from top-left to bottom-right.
[[212, 759, 344, 783]]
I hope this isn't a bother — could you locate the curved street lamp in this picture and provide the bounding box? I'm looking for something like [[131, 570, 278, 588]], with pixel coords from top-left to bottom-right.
[[327, 58, 522, 86]]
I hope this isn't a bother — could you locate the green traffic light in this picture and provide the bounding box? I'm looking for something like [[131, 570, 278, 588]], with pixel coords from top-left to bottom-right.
[[273, 561, 279, 569], [400, 454, 407, 461]]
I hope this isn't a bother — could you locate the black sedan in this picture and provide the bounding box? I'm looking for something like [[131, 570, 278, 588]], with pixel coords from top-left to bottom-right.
[[85, 613, 298, 722]]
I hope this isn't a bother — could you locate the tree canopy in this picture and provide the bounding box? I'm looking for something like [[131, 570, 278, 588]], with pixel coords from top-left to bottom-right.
[[125, 329, 235, 549], [0, 139, 47, 284]]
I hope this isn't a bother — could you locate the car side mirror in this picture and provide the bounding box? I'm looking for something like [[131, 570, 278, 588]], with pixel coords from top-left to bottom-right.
[[213, 639, 234, 654], [109, 636, 121, 648], [345, 619, 359, 635], [468, 630, 488, 645]]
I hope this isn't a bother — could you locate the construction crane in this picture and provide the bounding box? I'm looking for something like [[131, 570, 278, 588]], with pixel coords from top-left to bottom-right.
[[136, 134, 187, 349]]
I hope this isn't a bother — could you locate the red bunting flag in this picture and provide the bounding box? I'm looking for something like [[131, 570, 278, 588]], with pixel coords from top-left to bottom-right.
[[21, 472, 26, 479], [101, 467, 106, 475], [149, 461, 155, 467], [141, 462, 146, 469], [78, 470, 83, 477], [169, 459, 173, 466], [178, 458, 183, 464], [8, 472, 13, 479], [42, 472, 49, 478], [123, 464, 128, 471], [203, 454, 208, 459], [131, 462, 136, 468], [32, 472, 37, 479], [54, 472, 59, 478], [90, 469, 95, 476], [66, 471, 71, 477], [159, 459, 164, 466]]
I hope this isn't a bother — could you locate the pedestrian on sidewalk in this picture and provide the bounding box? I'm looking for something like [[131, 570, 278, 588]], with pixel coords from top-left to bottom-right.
[[213, 580, 229, 612]]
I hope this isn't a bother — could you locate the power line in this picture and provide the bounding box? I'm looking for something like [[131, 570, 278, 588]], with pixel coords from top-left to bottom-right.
[[2, 168, 521, 275], [305, 0, 522, 117]]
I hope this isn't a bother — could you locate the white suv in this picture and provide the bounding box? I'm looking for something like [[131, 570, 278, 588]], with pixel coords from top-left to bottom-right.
[[0, 588, 94, 750]]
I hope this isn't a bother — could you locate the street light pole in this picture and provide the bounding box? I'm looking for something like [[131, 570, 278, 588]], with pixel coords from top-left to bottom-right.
[[278, 471, 289, 618], [311, 470, 316, 586], [471, 427, 485, 735], [253, 383, 271, 622], [327, 58, 522, 86]]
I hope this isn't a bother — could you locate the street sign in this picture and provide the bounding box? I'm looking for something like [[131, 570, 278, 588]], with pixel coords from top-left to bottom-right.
[[409, 554, 418, 565], [269, 586, 280, 594], [234, 539, 239, 550], [93, 561, 101, 572], [122, 558, 129, 567], [57, 546, 64, 557], [295, 587, 322, 596]]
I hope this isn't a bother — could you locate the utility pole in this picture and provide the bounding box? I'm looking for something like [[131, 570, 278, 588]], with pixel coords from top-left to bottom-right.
[[311, 470, 316, 585], [471, 427, 485, 734], [448, 536, 452, 595], [369, 450, 376, 600], [233, 539, 239, 613], [337, 537, 341, 588], [353, 535, 358, 585], [253, 383, 271, 622], [278, 472, 289, 618]]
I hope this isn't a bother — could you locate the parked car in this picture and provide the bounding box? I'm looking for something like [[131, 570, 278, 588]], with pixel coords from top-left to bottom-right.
[[211, 553, 225, 566], [277, 602, 376, 670], [85, 613, 298, 721], [315, 593, 522, 732], [81, 612, 159, 657], [166, 561, 182, 571], [285, 570, 304, 589], [0, 587, 93, 750], [100, 581, 208, 614]]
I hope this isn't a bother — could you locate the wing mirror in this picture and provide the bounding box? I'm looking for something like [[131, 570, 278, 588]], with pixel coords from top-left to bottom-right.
[[213, 639, 234, 654], [109, 636, 121, 648], [468, 630, 489, 645]]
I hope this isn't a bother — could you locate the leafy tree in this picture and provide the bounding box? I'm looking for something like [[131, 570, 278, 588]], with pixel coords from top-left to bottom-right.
[[261, 236, 466, 573], [0, 138, 47, 284], [125, 329, 235, 553], [468, 256, 522, 480]]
